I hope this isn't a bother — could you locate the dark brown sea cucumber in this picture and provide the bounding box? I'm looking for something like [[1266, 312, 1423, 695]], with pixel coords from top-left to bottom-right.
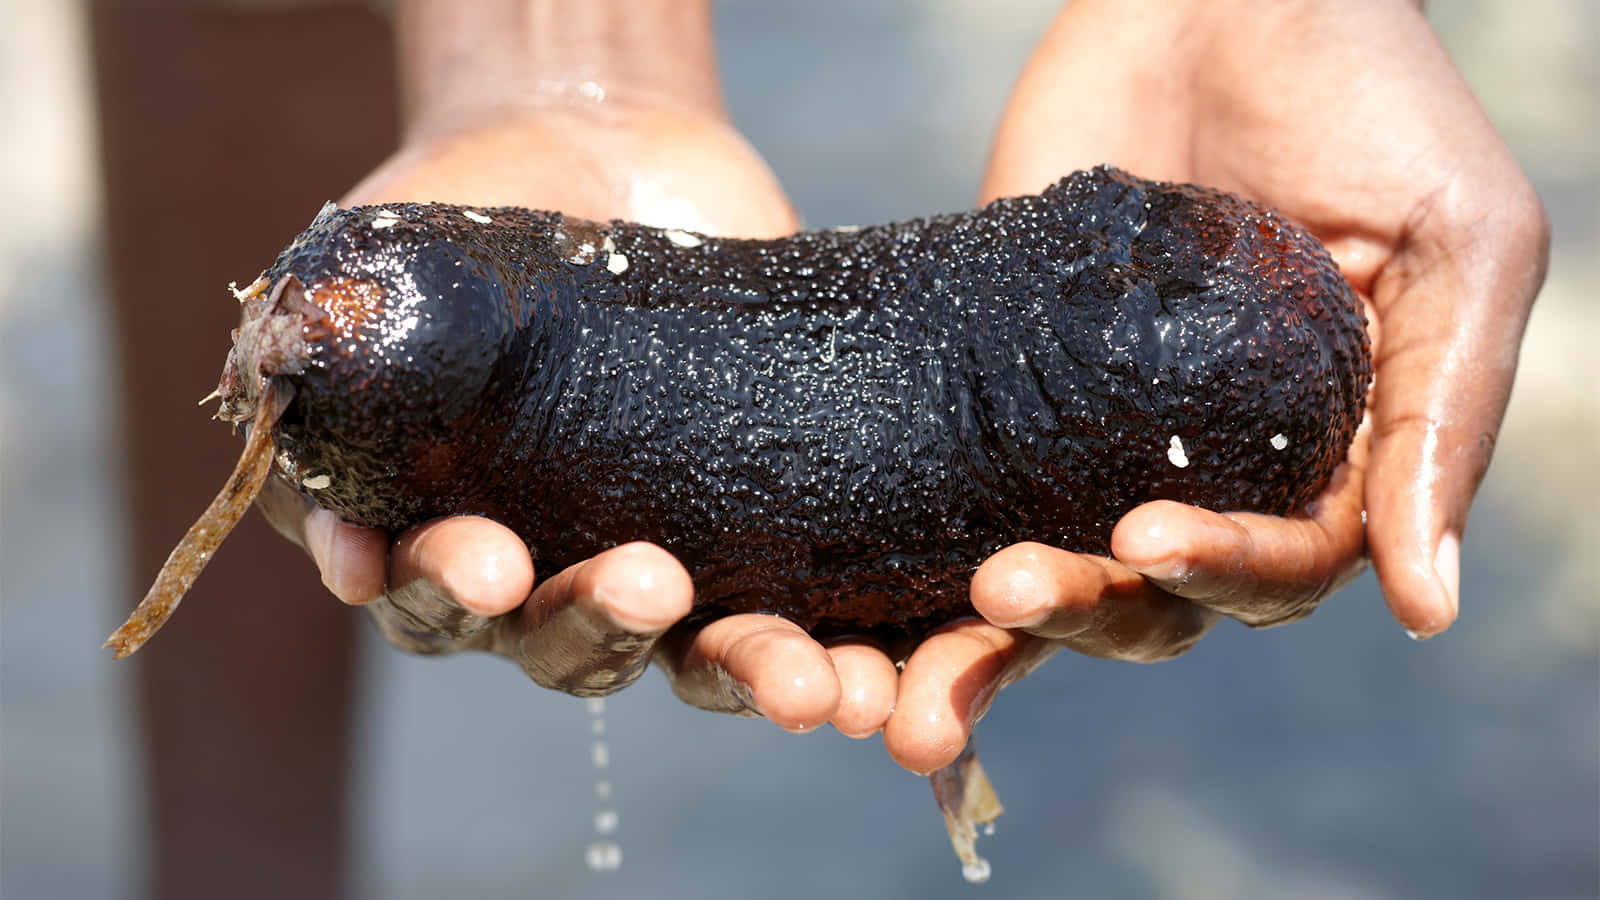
[[107, 166, 1370, 657]]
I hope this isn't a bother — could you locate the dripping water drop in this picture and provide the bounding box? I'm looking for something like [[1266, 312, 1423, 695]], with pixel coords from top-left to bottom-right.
[[583, 697, 623, 872], [962, 858, 992, 884], [585, 841, 623, 872]]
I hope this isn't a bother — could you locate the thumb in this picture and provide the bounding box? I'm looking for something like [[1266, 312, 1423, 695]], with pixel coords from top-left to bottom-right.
[[1364, 180, 1549, 638]]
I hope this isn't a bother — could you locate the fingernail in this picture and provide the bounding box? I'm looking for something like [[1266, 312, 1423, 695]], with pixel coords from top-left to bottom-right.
[[305, 510, 353, 604], [1142, 555, 1192, 586], [305, 508, 332, 569], [1433, 531, 1461, 619], [1123, 545, 1191, 586], [729, 680, 761, 716], [432, 570, 468, 611], [1125, 518, 1193, 582], [965, 697, 993, 731]]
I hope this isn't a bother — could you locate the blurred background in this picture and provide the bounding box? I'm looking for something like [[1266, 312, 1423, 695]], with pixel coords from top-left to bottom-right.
[[2, 1, 1595, 898]]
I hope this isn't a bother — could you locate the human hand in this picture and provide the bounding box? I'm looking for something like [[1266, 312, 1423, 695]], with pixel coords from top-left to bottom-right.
[[258, 0, 915, 742], [892, 0, 1550, 769], [258, 0, 815, 718]]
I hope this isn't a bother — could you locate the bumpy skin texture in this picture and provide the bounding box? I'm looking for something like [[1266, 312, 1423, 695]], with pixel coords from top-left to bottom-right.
[[225, 167, 1370, 642]]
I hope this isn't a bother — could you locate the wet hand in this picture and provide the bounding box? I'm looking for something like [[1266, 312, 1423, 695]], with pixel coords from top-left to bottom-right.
[[985, 0, 1546, 637], [890, 0, 1552, 770], [257, 90, 884, 728]]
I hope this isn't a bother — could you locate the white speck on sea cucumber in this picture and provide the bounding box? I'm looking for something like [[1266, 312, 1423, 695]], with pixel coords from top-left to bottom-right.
[[462, 209, 492, 224], [301, 473, 332, 490], [1167, 435, 1190, 468], [602, 234, 617, 252], [370, 210, 400, 229], [1270, 433, 1289, 450], [664, 229, 703, 248], [606, 252, 629, 275]]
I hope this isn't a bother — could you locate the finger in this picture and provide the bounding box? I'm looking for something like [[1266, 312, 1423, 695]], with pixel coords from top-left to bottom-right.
[[304, 507, 388, 606], [364, 516, 537, 654], [254, 472, 315, 548], [1366, 427, 1467, 639], [970, 542, 1218, 660], [978, 3, 1192, 204], [882, 621, 1054, 776], [255, 474, 388, 606], [390, 516, 535, 617], [1364, 180, 1548, 637], [823, 640, 898, 739], [660, 614, 841, 733], [494, 541, 693, 696], [1108, 442, 1368, 632]]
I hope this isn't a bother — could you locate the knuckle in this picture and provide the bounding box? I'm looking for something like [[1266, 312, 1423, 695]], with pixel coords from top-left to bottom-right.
[[1239, 595, 1321, 629], [1507, 180, 1553, 263], [366, 589, 485, 655], [546, 659, 650, 698], [1075, 606, 1217, 663]]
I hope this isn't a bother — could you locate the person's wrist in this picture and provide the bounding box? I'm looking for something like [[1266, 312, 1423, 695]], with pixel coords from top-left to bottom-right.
[[1056, 0, 1426, 78], [394, 0, 725, 143]]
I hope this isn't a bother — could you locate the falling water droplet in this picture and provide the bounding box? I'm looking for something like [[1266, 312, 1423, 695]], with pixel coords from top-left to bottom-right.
[[585, 841, 623, 872], [583, 697, 622, 872], [962, 858, 992, 884]]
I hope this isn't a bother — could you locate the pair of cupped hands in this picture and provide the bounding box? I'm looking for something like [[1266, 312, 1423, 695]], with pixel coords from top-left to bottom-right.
[[261, 0, 1546, 776]]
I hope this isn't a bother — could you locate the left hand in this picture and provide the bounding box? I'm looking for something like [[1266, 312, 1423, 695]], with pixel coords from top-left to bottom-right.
[[873, 0, 1549, 775]]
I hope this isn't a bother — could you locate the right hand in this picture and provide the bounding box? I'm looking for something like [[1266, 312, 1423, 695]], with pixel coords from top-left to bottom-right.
[[260, 0, 923, 735], [261, 95, 900, 722]]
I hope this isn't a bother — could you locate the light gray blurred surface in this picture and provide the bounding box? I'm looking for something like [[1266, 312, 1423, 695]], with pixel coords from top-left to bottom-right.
[[3, 1, 1597, 898]]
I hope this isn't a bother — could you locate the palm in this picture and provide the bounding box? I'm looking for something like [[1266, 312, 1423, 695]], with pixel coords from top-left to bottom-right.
[[342, 110, 797, 237]]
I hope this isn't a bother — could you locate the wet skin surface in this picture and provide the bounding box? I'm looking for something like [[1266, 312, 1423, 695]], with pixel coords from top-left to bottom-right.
[[226, 167, 1371, 643]]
